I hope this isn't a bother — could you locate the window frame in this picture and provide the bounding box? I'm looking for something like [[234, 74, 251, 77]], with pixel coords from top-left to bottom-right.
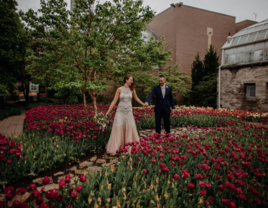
[[246, 84, 256, 98]]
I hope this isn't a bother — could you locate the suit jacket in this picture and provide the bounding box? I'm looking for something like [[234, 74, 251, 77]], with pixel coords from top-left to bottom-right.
[[145, 85, 175, 114]]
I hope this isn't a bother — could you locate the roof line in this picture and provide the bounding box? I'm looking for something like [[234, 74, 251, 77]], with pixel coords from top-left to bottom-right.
[[145, 26, 159, 40], [154, 4, 236, 18], [235, 19, 258, 24]]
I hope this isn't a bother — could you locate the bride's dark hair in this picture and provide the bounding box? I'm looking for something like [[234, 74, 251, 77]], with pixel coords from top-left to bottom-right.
[[123, 75, 135, 91]]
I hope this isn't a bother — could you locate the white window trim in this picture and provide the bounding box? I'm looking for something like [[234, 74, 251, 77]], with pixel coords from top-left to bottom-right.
[[29, 83, 39, 92], [246, 85, 256, 98]]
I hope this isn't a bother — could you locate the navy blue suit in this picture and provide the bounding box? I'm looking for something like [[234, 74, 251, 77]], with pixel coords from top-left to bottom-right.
[[145, 85, 175, 134]]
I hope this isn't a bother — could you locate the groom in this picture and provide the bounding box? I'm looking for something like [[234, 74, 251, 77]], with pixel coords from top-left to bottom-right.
[[144, 75, 175, 134]]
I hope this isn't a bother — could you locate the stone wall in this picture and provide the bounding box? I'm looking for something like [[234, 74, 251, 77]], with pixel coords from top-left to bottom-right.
[[219, 64, 268, 112]]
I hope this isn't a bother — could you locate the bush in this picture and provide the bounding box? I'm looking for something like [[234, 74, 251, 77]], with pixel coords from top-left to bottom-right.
[[0, 105, 21, 120]]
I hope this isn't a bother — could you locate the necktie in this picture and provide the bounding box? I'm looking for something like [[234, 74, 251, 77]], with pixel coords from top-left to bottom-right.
[[162, 86, 165, 98]]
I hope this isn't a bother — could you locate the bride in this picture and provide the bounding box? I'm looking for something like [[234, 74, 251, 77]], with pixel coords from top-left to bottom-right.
[[105, 75, 145, 155]]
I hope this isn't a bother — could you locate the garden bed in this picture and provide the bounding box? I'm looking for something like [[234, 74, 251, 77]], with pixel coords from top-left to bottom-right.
[[1, 104, 268, 207]]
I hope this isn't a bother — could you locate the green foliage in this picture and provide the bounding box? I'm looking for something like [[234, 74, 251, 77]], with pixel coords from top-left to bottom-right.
[[159, 62, 192, 98], [0, 104, 21, 120], [0, 0, 30, 97], [203, 45, 220, 75], [191, 52, 203, 87], [20, 0, 172, 111], [191, 45, 219, 108]]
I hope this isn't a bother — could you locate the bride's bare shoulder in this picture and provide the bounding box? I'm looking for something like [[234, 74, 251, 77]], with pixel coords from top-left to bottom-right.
[[116, 87, 122, 93]]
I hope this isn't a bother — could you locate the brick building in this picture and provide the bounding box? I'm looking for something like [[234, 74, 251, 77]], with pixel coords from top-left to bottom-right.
[[147, 3, 257, 104]]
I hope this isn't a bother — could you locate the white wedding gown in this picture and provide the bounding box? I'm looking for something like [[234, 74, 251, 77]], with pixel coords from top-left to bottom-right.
[[106, 86, 140, 155]]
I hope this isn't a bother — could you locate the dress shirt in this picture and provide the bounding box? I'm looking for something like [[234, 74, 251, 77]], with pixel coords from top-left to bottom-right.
[[161, 85, 165, 98]]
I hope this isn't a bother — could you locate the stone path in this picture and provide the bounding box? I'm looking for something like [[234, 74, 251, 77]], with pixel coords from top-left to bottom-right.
[[0, 109, 26, 137]]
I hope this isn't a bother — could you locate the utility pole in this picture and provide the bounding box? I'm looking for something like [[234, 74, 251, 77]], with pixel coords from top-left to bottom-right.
[[253, 12, 257, 21]]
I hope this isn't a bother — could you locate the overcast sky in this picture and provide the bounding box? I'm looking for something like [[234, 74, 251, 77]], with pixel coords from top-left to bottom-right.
[[18, 0, 268, 23]]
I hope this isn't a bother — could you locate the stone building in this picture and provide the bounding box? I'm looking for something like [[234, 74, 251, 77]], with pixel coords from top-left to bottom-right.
[[219, 19, 268, 111], [147, 3, 256, 104]]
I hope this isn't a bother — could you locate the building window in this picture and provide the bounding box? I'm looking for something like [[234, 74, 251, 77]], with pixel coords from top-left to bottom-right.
[[29, 83, 39, 92], [245, 84, 256, 98]]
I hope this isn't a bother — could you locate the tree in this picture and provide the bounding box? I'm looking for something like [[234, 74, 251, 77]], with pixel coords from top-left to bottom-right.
[[20, 0, 172, 114], [191, 52, 203, 106], [159, 62, 192, 98], [191, 45, 219, 108], [191, 52, 203, 87], [0, 0, 30, 102]]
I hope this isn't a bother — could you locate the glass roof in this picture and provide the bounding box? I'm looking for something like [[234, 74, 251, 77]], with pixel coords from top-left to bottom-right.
[[222, 18, 268, 49]]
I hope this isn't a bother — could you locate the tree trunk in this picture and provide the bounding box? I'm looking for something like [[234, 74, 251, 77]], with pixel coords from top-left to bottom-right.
[[82, 90, 87, 108], [25, 83, 29, 102], [89, 90, 97, 116], [21, 80, 26, 101]]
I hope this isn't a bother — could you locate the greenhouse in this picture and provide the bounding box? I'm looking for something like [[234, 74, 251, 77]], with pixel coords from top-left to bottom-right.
[[219, 19, 268, 112], [222, 18, 268, 65]]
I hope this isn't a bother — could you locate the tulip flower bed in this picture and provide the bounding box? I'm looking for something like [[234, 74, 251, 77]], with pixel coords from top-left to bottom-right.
[[0, 104, 265, 185], [2, 121, 268, 208], [177, 106, 268, 123], [1, 104, 268, 207]]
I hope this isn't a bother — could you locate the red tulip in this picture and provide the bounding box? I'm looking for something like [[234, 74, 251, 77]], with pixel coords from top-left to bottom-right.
[[228, 202, 236, 208], [200, 190, 206, 196], [35, 196, 44, 205], [30, 184, 36, 190], [222, 199, 230, 205], [65, 175, 71, 183], [42, 176, 50, 184], [75, 185, 82, 192], [182, 170, 190, 179], [56, 194, 64, 201], [40, 203, 49, 208], [5, 191, 14, 199], [208, 198, 214, 204], [188, 183, 195, 189], [70, 190, 78, 199], [174, 174, 180, 180], [80, 175, 87, 183], [219, 185, 226, 191], [16, 187, 26, 195], [13, 200, 20, 208], [254, 198, 261, 203], [151, 157, 156, 163], [198, 181, 205, 188], [59, 179, 66, 188], [32, 189, 40, 196]]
